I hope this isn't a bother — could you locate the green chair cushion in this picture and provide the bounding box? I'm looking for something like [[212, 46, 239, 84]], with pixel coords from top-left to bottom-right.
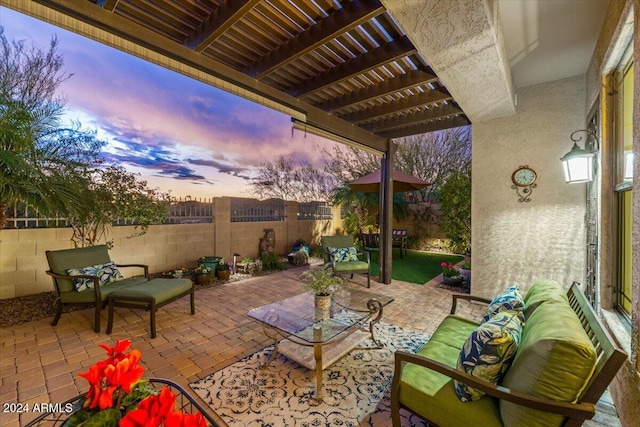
[[333, 260, 369, 273], [399, 315, 501, 427], [321, 235, 356, 263], [523, 280, 569, 318], [47, 245, 112, 293], [500, 301, 597, 427], [60, 277, 149, 303]]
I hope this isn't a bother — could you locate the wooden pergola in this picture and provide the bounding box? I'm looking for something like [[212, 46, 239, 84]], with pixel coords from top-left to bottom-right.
[[3, 0, 471, 283]]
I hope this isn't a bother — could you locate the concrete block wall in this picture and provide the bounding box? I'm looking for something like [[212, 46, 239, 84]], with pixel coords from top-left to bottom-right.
[[0, 223, 215, 299], [0, 198, 345, 299]]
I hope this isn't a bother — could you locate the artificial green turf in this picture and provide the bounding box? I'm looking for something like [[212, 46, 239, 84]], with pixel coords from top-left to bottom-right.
[[367, 250, 463, 285]]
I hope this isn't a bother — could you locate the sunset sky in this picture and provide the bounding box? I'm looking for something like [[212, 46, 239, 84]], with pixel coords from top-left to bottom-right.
[[1, 6, 344, 199]]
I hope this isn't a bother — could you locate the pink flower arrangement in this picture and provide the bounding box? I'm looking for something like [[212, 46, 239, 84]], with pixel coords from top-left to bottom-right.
[[441, 262, 461, 278]]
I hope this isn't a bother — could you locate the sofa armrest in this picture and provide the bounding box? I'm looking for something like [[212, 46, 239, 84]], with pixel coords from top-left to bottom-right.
[[46, 270, 102, 299], [115, 263, 149, 278], [450, 294, 491, 314], [392, 351, 596, 420]]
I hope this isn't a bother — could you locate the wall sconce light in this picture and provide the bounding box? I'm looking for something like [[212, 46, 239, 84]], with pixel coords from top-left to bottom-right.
[[560, 129, 597, 183]]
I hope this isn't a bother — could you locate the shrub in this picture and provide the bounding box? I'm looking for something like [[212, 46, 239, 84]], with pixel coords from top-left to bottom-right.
[[261, 252, 285, 271]]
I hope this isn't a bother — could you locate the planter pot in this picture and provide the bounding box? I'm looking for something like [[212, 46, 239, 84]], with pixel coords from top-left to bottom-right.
[[293, 245, 310, 254], [314, 294, 332, 320], [195, 274, 210, 286], [217, 270, 231, 281], [442, 276, 464, 287], [198, 257, 221, 277], [459, 268, 471, 283]]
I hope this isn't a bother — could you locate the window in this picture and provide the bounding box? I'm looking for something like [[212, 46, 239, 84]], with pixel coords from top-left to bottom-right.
[[613, 45, 633, 320]]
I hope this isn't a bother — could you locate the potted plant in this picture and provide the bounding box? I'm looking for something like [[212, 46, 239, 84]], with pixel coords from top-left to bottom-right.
[[292, 238, 310, 254], [300, 268, 346, 314], [65, 339, 207, 426], [459, 262, 471, 284], [216, 260, 231, 281], [440, 262, 463, 286], [194, 264, 211, 285]]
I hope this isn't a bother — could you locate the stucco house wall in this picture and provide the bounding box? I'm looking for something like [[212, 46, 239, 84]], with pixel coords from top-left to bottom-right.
[[472, 75, 587, 299]]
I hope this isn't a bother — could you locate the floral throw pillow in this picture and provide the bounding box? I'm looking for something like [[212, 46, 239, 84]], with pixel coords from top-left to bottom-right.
[[67, 262, 124, 292], [481, 285, 525, 323], [455, 310, 523, 402], [328, 246, 359, 262]]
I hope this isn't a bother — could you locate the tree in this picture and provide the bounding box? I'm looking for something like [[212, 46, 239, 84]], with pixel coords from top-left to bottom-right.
[[438, 165, 471, 254], [0, 28, 104, 226], [249, 155, 336, 202], [321, 127, 471, 239], [70, 166, 171, 247], [1, 29, 170, 246]]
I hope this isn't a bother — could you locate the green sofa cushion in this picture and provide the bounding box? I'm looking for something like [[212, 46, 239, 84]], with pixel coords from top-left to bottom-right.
[[47, 245, 112, 293], [523, 280, 569, 318], [60, 277, 149, 303], [455, 310, 523, 401], [500, 301, 597, 427], [399, 315, 501, 427]]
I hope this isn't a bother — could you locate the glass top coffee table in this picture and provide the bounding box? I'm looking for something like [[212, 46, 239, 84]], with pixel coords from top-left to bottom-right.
[[247, 287, 394, 401]]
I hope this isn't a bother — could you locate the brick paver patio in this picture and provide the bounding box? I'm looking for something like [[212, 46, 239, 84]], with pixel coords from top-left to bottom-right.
[[0, 266, 619, 426]]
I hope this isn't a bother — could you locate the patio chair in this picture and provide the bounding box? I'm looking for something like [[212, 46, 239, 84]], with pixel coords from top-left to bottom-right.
[[321, 235, 371, 288], [360, 232, 380, 259], [45, 245, 149, 332], [392, 228, 408, 258]]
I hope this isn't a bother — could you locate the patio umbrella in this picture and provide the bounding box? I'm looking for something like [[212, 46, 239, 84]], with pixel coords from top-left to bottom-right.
[[348, 169, 430, 193]]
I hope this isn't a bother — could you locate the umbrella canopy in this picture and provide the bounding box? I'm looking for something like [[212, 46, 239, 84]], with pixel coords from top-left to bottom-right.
[[348, 169, 430, 193]]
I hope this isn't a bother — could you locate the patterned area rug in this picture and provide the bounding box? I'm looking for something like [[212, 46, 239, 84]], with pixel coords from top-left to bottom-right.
[[190, 322, 431, 426]]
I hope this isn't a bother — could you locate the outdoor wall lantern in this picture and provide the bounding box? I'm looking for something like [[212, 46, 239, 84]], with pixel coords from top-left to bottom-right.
[[561, 129, 597, 183]]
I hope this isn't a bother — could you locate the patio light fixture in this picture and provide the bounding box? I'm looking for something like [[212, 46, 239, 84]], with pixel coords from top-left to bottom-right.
[[560, 129, 598, 183]]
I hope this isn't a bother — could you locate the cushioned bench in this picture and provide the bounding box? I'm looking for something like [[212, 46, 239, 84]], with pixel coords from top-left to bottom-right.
[[106, 277, 194, 338], [391, 280, 627, 427]]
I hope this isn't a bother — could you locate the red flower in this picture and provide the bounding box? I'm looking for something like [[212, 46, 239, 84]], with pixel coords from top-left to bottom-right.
[[440, 262, 447, 267], [120, 386, 176, 427], [164, 412, 207, 427], [100, 339, 133, 360], [78, 340, 144, 410]]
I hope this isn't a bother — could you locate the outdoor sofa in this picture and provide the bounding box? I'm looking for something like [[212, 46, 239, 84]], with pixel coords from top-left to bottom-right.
[[391, 280, 627, 426], [46, 245, 194, 336]]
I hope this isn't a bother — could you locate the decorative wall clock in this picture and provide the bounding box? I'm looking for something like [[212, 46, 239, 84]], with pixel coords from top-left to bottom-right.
[[511, 165, 537, 202]]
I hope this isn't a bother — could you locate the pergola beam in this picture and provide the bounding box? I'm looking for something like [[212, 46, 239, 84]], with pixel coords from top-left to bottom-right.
[[377, 115, 471, 139], [316, 67, 437, 112], [246, 0, 385, 80], [363, 103, 462, 133], [185, 0, 261, 52], [292, 35, 416, 98], [339, 88, 451, 124]]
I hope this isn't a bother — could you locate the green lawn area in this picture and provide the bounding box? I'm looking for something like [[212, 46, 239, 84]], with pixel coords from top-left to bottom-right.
[[368, 250, 463, 285]]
